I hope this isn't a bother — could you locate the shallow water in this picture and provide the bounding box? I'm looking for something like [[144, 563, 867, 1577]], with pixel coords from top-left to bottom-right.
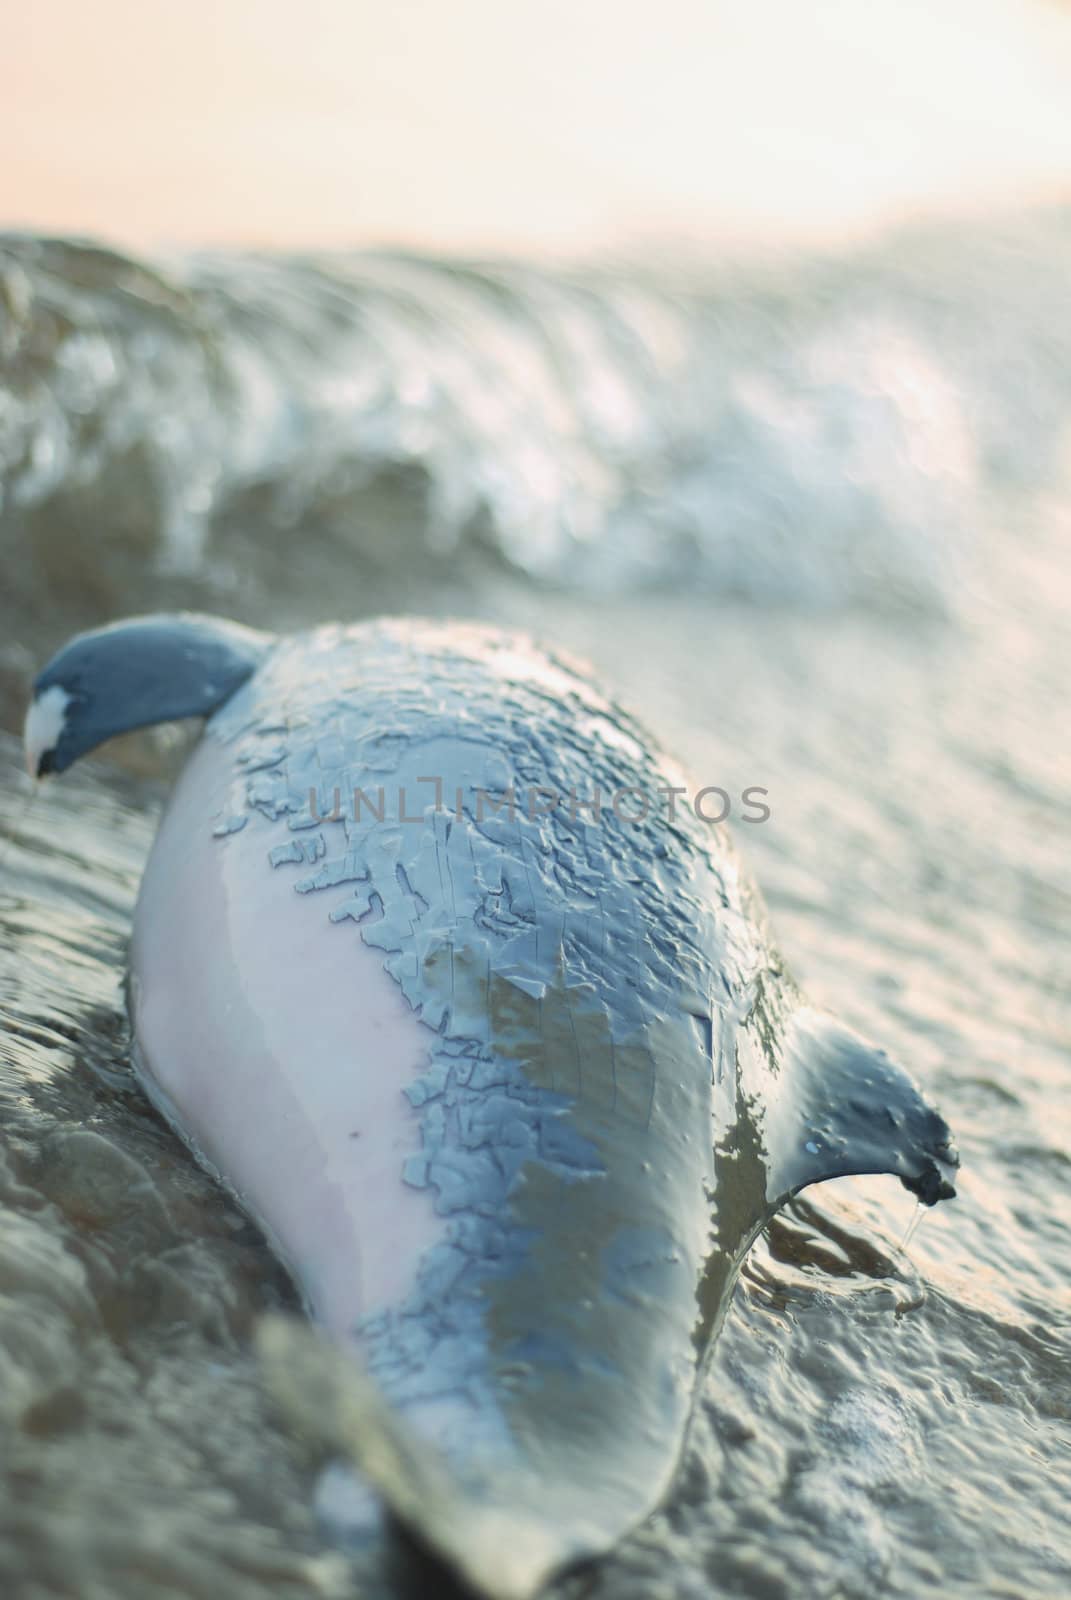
[[1, 217, 1070, 1598]]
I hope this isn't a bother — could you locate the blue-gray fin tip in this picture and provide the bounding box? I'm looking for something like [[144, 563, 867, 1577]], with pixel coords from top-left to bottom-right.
[[25, 612, 274, 776]]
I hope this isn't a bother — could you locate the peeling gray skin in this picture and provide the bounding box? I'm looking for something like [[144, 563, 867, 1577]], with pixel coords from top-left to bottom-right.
[[26, 613, 958, 1598]]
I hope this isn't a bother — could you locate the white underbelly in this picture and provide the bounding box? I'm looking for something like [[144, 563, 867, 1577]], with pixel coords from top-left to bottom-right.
[[129, 732, 442, 1335]]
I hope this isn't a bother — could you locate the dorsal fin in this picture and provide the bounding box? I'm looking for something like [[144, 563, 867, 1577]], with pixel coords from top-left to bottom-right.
[[24, 612, 273, 776], [757, 1006, 958, 1209]]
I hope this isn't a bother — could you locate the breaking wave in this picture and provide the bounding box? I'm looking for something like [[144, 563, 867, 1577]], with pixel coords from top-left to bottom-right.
[[2, 209, 1070, 618]]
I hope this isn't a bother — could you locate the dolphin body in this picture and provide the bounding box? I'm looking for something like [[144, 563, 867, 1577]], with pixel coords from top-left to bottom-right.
[[25, 613, 957, 1598]]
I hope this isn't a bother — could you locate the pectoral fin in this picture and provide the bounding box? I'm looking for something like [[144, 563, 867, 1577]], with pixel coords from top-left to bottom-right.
[[25, 612, 272, 777]]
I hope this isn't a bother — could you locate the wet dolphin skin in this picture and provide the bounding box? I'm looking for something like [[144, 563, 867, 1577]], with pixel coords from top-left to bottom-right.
[[25, 613, 958, 1598]]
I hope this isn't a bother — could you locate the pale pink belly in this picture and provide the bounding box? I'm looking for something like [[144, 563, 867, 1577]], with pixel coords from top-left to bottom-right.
[[129, 732, 442, 1334]]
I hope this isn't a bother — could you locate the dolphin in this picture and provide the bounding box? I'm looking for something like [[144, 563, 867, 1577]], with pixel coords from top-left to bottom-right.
[[24, 612, 957, 1599]]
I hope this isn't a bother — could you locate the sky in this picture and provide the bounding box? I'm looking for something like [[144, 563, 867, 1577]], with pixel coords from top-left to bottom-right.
[[4, 0, 1071, 255]]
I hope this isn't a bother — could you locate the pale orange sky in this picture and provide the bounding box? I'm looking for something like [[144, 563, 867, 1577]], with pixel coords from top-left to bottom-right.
[[5, 0, 1071, 254]]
